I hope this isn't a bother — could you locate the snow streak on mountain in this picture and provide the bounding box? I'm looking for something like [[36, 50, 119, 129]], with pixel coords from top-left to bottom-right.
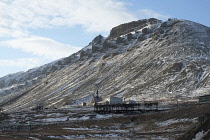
[[0, 18, 210, 112]]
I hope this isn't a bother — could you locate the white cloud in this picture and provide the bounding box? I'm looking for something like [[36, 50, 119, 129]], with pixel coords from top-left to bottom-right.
[[0, 58, 43, 70], [0, 1, 170, 38], [0, 0, 137, 35], [2, 36, 81, 60], [138, 9, 169, 20], [0, 0, 136, 70], [0, 0, 136, 67]]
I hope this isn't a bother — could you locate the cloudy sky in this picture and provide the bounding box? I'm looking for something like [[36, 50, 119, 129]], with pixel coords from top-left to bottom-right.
[[0, 0, 209, 77]]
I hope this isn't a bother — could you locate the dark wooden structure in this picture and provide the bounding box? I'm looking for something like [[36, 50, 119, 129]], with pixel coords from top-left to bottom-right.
[[94, 101, 159, 114], [199, 95, 210, 103]]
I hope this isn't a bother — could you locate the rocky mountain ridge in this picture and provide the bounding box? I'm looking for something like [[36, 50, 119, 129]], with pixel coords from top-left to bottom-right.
[[0, 18, 161, 97], [0, 18, 210, 112]]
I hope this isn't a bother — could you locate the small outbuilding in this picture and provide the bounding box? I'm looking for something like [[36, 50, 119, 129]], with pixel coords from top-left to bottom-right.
[[83, 102, 87, 106]]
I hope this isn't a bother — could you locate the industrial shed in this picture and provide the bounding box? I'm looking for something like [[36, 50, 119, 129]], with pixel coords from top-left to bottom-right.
[[98, 96, 123, 104]]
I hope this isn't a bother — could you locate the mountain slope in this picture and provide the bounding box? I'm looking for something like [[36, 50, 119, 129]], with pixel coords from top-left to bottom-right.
[[0, 18, 210, 112]]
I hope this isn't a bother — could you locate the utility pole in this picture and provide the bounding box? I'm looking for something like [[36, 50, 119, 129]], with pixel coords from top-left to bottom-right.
[[28, 120, 31, 137]]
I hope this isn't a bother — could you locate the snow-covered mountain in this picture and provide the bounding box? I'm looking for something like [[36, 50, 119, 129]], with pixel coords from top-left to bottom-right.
[[0, 18, 210, 112]]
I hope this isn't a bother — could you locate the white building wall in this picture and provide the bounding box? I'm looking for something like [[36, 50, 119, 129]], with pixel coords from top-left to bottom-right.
[[110, 97, 123, 104]]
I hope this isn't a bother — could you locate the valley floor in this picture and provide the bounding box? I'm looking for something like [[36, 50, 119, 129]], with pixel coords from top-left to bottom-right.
[[0, 103, 210, 140]]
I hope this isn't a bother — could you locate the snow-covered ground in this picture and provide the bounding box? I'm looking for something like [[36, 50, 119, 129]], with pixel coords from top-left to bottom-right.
[[2, 101, 210, 140], [157, 118, 197, 127]]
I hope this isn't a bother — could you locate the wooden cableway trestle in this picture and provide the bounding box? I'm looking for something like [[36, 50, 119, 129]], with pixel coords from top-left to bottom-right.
[[94, 102, 160, 114]]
